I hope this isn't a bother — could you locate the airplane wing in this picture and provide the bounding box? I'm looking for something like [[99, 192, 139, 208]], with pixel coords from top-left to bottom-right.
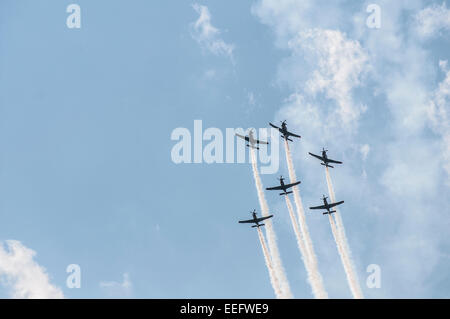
[[269, 122, 280, 129], [256, 139, 269, 145], [327, 158, 343, 164], [255, 215, 273, 223], [235, 134, 249, 142], [287, 131, 301, 138], [309, 152, 325, 161], [238, 219, 255, 224], [328, 200, 344, 208], [284, 181, 301, 189], [266, 185, 284, 191], [309, 204, 327, 210]]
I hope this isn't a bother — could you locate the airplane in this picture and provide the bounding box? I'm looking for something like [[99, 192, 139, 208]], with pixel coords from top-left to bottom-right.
[[309, 148, 343, 168], [235, 130, 269, 150], [266, 176, 301, 196], [269, 120, 301, 142], [238, 210, 273, 228], [309, 195, 344, 215]]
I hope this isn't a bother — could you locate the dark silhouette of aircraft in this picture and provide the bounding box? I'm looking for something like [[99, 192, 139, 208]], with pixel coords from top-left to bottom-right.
[[235, 130, 269, 150], [266, 176, 301, 196], [238, 210, 273, 228], [309, 195, 344, 215], [269, 120, 301, 142], [309, 148, 343, 168]]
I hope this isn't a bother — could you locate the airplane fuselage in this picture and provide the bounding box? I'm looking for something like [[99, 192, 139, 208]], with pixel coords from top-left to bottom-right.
[[322, 197, 333, 212], [278, 178, 290, 194], [248, 131, 256, 146], [280, 125, 289, 138], [251, 212, 260, 226]]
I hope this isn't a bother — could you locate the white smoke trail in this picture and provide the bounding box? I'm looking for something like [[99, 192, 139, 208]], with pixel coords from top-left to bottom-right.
[[250, 149, 293, 299], [327, 213, 357, 297], [284, 196, 309, 265], [283, 140, 328, 298], [325, 167, 364, 299], [285, 196, 325, 298], [257, 227, 283, 298]]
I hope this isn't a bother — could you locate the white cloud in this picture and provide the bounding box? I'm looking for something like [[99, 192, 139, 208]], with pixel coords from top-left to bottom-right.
[[360, 144, 370, 161], [272, 28, 369, 144], [0, 240, 64, 299], [287, 29, 369, 129], [251, 0, 312, 43], [100, 273, 132, 297], [427, 62, 450, 181], [415, 2, 450, 38], [251, 0, 347, 46], [190, 4, 234, 59]]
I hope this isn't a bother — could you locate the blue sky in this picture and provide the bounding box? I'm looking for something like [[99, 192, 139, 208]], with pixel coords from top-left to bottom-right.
[[0, 0, 449, 298]]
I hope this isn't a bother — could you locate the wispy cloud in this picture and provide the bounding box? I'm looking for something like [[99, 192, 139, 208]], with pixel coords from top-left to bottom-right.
[[247, 91, 256, 107], [415, 2, 450, 38], [360, 144, 370, 162], [427, 61, 450, 182], [190, 4, 234, 60], [0, 240, 63, 299], [288, 28, 369, 129], [100, 273, 133, 297]]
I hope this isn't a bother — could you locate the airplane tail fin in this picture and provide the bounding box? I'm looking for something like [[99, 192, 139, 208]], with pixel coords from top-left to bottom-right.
[[321, 163, 334, 168], [280, 191, 293, 196], [252, 224, 264, 228], [323, 210, 336, 215]]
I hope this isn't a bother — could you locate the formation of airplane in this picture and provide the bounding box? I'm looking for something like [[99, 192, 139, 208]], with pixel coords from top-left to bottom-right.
[[238, 210, 273, 228], [235, 130, 269, 150], [309, 148, 342, 168], [269, 120, 301, 142], [309, 195, 344, 215], [266, 176, 301, 196], [236, 121, 347, 230]]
